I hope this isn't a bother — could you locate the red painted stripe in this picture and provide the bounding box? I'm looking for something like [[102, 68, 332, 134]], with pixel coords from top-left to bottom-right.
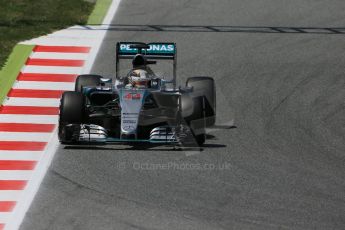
[[0, 160, 37, 170], [0, 201, 17, 212], [17, 72, 77, 82], [0, 224, 4, 230], [26, 58, 84, 67], [0, 180, 27, 190], [0, 123, 55, 132], [0, 141, 46, 151], [8, 89, 64, 98], [0, 106, 59, 115], [34, 45, 90, 53]]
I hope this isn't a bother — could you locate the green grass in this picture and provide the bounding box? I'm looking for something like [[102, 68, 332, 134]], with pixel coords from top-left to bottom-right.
[[0, 44, 34, 104], [0, 0, 114, 105], [0, 0, 95, 68], [87, 0, 112, 25]]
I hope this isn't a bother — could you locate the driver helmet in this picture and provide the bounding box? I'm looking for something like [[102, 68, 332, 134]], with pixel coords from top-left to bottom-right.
[[128, 69, 151, 88]]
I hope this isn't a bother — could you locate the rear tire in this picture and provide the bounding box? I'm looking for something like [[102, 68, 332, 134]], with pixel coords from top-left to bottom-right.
[[58, 91, 85, 142], [75, 74, 102, 92]]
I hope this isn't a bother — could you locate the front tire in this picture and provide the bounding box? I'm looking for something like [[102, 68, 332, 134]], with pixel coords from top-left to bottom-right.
[[186, 76, 216, 126], [191, 96, 206, 146], [58, 91, 85, 142], [180, 96, 206, 146]]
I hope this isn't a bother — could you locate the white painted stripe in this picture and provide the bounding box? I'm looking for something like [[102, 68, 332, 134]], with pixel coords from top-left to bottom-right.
[[8, 127, 59, 230], [82, 1, 121, 74], [0, 191, 22, 201], [0, 171, 33, 180], [0, 213, 12, 223], [8, 1, 122, 229], [0, 132, 51, 142], [21, 34, 96, 46], [4, 98, 60, 107], [22, 65, 82, 75], [13, 81, 74, 91], [0, 151, 43, 161], [0, 115, 58, 124], [30, 52, 88, 60]]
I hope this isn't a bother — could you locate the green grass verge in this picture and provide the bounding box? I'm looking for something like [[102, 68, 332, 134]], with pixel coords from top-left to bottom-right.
[[0, 0, 113, 105], [87, 0, 112, 25], [0, 0, 95, 68], [0, 44, 34, 105]]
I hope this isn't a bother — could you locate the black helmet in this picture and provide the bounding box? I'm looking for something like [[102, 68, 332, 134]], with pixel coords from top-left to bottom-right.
[[132, 54, 146, 67]]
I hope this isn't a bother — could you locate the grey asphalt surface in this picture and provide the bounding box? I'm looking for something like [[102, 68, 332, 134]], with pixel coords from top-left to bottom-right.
[[20, 0, 345, 229]]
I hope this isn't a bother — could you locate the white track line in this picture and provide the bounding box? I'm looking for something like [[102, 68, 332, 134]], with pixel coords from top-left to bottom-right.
[[22, 65, 82, 75], [0, 132, 51, 142], [13, 81, 74, 91], [0, 213, 12, 223], [30, 52, 88, 60], [4, 98, 60, 107], [82, 0, 122, 74], [6, 1, 122, 230], [6, 129, 58, 230], [0, 171, 33, 181], [0, 191, 22, 201], [21, 35, 96, 46], [0, 115, 58, 124], [0, 151, 43, 161]]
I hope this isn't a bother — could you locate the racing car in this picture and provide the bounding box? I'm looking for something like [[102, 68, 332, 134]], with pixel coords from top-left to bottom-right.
[[58, 42, 216, 146]]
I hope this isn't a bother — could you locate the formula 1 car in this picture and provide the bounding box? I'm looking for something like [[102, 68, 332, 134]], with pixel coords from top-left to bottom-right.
[[58, 42, 216, 146]]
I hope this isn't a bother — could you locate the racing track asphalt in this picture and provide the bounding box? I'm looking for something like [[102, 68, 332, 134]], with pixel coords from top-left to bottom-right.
[[21, 1, 345, 229]]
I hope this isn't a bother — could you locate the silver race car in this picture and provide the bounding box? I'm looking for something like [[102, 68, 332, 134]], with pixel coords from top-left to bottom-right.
[[58, 42, 216, 146]]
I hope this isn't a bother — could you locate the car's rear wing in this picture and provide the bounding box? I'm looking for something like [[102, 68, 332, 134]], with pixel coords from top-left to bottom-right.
[[115, 42, 177, 87]]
